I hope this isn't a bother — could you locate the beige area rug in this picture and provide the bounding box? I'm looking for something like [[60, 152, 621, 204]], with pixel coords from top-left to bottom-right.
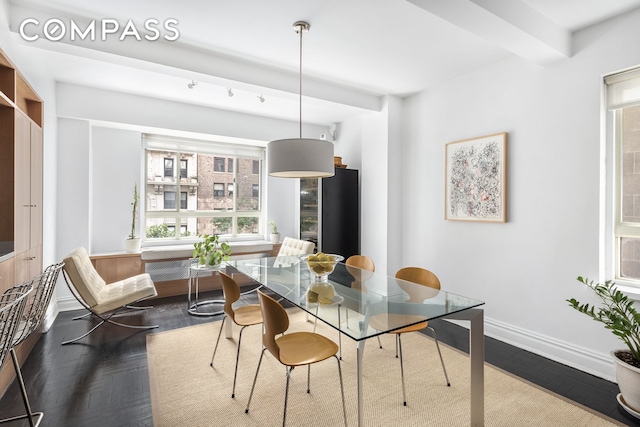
[[147, 309, 622, 427]]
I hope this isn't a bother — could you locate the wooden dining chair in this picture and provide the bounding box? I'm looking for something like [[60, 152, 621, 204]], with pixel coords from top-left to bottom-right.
[[368, 266, 450, 406], [245, 291, 347, 427], [210, 271, 263, 399]]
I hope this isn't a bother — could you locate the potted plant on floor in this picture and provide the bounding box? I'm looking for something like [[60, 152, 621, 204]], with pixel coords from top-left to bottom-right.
[[193, 234, 231, 268], [568, 276, 640, 414], [269, 219, 280, 243], [124, 183, 141, 253]]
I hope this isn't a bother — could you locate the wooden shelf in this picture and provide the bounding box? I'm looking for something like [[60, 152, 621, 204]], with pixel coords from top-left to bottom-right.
[[0, 48, 42, 126]]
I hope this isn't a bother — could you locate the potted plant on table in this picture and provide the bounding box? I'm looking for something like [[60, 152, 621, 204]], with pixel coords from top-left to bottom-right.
[[568, 276, 640, 414], [124, 183, 141, 253], [269, 219, 280, 243], [193, 234, 231, 268]]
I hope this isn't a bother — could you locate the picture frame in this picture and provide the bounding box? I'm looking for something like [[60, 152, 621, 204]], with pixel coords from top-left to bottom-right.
[[445, 132, 507, 222]]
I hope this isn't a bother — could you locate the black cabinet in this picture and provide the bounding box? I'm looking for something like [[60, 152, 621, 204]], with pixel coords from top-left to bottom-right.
[[300, 168, 359, 259]]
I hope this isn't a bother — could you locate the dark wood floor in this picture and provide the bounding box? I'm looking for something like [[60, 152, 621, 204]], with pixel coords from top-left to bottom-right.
[[0, 287, 638, 426]]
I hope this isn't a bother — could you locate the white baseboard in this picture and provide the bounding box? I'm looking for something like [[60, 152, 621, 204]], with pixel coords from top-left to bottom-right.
[[56, 295, 83, 312], [444, 316, 616, 382]]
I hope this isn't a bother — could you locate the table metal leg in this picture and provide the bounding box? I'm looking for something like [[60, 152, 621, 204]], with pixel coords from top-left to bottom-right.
[[356, 340, 365, 427], [445, 308, 484, 426]]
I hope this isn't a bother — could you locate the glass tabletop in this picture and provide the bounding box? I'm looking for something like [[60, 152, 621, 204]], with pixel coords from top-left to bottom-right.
[[226, 256, 485, 342]]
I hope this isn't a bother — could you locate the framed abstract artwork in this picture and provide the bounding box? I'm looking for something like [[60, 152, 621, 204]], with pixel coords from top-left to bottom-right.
[[445, 132, 507, 222]]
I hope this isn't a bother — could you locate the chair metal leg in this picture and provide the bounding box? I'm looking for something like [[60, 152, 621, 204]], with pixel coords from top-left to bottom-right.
[[245, 349, 266, 414], [307, 364, 311, 393], [334, 355, 348, 427], [428, 326, 451, 386], [283, 366, 294, 427], [0, 349, 43, 427], [232, 325, 248, 398], [210, 316, 226, 367], [398, 334, 407, 406], [62, 311, 159, 345]]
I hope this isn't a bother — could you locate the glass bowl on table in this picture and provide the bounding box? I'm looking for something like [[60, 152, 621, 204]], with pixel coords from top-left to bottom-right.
[[301, 253, 344, 305]]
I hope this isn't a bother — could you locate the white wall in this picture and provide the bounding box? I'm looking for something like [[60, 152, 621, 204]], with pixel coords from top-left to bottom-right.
[[91, 127, 143, 254], [398, 9, 640, 381]]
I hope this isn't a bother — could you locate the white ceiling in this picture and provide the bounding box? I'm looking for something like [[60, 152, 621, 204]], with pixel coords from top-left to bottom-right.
[[4, 0, 640, 126]]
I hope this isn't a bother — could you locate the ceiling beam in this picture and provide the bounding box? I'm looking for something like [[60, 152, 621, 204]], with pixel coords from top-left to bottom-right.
[[407, 0, 571, 65]]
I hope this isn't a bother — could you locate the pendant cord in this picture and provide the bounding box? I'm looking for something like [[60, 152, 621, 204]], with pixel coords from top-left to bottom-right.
[[299, 25, 303, 139]]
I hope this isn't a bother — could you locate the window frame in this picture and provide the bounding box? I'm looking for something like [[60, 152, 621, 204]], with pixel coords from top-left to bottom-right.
[[143, 135, 265, 243]]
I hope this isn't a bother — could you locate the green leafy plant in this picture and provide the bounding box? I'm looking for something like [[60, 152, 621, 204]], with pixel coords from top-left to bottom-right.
[[193, 234, 231, 267], [269, 219, 278, 234], [128, 183, 139, 239], [568, 276, 640, 364]]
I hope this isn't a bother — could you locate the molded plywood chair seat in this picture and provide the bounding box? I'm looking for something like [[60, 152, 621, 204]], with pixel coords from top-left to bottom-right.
[[0, 280, 34, 426], [368, 267, 450, 406], [245, 291, 347, 427], [210, 271, 263, 398], [61, 247, 158, 345], [0, 263, 63, 427]]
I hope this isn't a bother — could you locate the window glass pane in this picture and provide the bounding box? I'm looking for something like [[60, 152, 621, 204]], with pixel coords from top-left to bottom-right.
[[622, 106, 640, 223], [145, 218, 177, 239], [213, 183, 225, 198], [144, 140, 264, 239], [207, 217, 232, 235], [180, 192, 187, 209], [620, 237, 640, 280], [236, 157, 260, 211], [180, 159, 188, 179], [164, 191, 176, 209], [214, 157, 225, 172], [164, 157, 174, 177], [238, 217, 259, 235]]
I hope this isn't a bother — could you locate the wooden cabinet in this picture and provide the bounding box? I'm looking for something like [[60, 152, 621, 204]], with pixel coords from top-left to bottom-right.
[[0, 47, 43, 397], [91, 253, 144, 283], [0, 49, 43, 283], [301, 168, 360, 259]]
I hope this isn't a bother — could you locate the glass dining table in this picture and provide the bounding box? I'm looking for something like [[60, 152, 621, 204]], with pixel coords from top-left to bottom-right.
[[225, 256, 485, 427]]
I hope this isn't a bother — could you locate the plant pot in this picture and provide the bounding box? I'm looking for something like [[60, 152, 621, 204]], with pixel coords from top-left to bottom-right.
[[125, 237, 141, 253], [613, 350, 640, 412], [270, 233, 280, 243]]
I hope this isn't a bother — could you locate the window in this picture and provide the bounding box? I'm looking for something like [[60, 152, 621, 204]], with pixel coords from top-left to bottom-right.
[[180, 191, 188, 209], [180, 159, 188, 179], [606, 68, 640, 282], [164, 191, 176, 209], [164, 158, 174, 177], [214, 157, 225, 172], [213, 183, 225, 197], [144, 137, 264, 240], [252, 160, 259, 174]]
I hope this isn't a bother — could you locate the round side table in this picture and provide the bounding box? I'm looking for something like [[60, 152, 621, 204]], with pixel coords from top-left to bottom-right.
[[187, 260, 225, 316]]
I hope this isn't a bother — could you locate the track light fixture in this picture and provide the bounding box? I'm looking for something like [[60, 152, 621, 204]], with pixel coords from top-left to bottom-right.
[[187, 80, 198, 89], [258, 94, 265, 103], [227, 88, 234, 97]]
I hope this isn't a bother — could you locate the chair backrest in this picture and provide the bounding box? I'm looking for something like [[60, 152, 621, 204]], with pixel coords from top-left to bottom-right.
[[395, 267, 441, 303], [63, 247, 106, 308], [346, 255, 375, 272], [12, 262, 64, 346], [0, 281, 33, 370], [258, 291, 289, 361], [277, 237, 315, 256], [219, 272, 241, 321]]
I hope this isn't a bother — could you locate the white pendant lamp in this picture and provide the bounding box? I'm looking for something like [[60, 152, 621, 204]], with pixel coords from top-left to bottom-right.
[[267, 21, 334, 178]]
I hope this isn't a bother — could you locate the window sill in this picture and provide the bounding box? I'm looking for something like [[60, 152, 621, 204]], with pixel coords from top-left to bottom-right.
[[611, 282, 640, 302], [141, 240, 274, 261]]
